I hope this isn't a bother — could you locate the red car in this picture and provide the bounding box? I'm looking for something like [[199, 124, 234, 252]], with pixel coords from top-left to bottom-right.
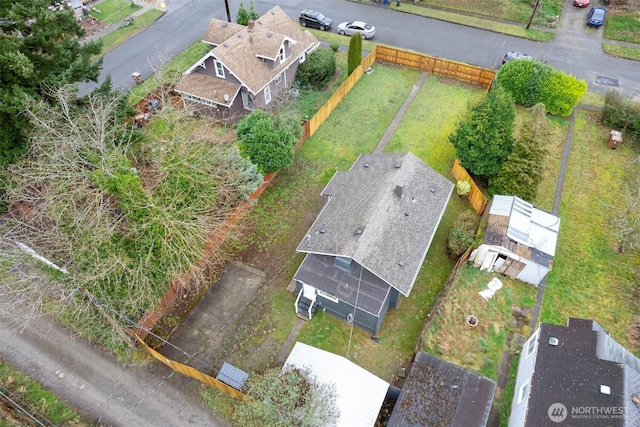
[[574, 0, 590, 7]]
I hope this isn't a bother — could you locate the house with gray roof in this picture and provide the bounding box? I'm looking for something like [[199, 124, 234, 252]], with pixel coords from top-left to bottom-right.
[[509, 318, 640, 427], [387, 351, 496, 427], [293, 153, 453, 334], [470, 195, 560, 286], [174, 6, 320, 120]]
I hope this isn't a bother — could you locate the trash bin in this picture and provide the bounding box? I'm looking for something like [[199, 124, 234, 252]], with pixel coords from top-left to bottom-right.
[[608, 130, 622, 149], [132, 72, 143, 85], [602, 0, 610, 4]]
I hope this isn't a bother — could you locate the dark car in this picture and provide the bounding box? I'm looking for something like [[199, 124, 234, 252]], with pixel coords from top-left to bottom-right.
[[587, 7, 606, 26], [298, 10, 332, 31], [501, 51, 535, 65]]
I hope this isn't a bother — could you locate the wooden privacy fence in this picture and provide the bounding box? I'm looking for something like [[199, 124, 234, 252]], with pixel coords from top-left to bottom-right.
[[376, 45, 495, 88], [452, 159, 488, 215]]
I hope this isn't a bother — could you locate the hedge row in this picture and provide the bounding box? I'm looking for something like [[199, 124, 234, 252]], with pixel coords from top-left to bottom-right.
[[602, 90, 640, 142], [495, 60, 587, 117]]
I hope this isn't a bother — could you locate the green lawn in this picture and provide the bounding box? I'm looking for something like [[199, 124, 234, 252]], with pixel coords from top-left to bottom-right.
[[99, 9, 165, 56], [541, 110, 640, 350], [604, 10, 640, 45], [89, 0, 141, 24]]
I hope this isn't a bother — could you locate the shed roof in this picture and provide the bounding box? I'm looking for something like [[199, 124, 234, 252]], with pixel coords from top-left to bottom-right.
[[296, 153, 453, 296], [284, 342, 389, 427], [387, 351, 496, 427]]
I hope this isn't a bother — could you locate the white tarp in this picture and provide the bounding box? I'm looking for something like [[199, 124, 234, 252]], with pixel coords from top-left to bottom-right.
[[479, 277, 503, 301]]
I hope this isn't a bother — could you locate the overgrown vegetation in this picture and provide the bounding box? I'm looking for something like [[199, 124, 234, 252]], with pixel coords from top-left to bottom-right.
[[495, 60, 587, 117], [229, 367, 339, 427], [0, 88, 262, 354], [447, 211, 477, 258], [449, 84, 515, 178], [236, 0, 259, 26], [296, 48, 337, 90], [489, 103, 550, 199]]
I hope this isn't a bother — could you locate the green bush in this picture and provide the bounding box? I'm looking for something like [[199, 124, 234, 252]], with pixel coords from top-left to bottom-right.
[[490, 103, 549, 200], [447, 211, 477, 258], [296, 48, 336, 90], [496, 60, 586, 117], [237, 110, 297, 173], [450, 84, 515, 178], [329, 42, 339, 52]]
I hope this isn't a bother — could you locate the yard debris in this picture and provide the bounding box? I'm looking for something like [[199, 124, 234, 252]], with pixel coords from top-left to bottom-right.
[[479, 277, 502, 301]]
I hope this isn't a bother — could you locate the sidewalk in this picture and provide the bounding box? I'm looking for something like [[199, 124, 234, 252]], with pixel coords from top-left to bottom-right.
[[83, 0, 164, 44]]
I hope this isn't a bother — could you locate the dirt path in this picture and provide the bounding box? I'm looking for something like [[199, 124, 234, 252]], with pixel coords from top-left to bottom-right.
[[0, 314, 226, 426]]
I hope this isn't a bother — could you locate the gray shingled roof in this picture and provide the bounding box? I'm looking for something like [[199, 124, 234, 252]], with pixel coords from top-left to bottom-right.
[[296, 153, 453, 296], [525, 319, 640, 427], [387, 351, 496, 427]]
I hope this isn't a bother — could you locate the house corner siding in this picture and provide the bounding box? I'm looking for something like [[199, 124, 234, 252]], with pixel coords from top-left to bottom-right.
[[508, 329, 539, 427]]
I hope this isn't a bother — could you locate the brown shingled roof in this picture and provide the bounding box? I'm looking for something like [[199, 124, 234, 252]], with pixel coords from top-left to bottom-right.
[[202, 19, 245, 46], [174, 73, 241, 107]]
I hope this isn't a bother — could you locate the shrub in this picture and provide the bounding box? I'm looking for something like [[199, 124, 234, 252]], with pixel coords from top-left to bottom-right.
[[347, 34, 362, 76], [456, 180, 471, 196], [447, 211, 477, 258], [496, 60, 587, 117], [236, 110, 297, 173], [329, 42, 339, 52], [450, 84, 515, 178], [490, 103, 549, 200], [296, 48, 336, 90]]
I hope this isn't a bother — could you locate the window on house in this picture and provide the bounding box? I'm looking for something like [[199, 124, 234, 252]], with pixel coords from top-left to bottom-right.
[[214, 60, 225, 78], [241, 92, 254, 110], [299, 52, 306, 64], [264, 86, 271, 104], [275, 73, 282, 85], [278, 46, 285, 62], [525, 330, 539, 359], [518, 381, 530, 403]]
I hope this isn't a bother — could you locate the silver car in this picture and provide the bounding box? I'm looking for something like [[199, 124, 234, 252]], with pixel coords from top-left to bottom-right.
[[337, 21, 375, 39]]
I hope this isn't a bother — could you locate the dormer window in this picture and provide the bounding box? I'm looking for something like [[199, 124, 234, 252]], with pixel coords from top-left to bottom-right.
[[278, 46, 285, 62], [214, 60, 225, 78]]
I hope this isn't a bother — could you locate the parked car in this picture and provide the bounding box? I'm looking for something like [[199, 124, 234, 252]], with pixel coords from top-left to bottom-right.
[[573, 0, 590, 7], [298, 10, 332, 31], [501, 51, 535, 65], [337, 21, 376, 39], [587, 7, 606, 26]]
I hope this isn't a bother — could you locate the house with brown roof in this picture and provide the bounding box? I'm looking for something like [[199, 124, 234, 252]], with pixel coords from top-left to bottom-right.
[[174, 6, 320, 120]]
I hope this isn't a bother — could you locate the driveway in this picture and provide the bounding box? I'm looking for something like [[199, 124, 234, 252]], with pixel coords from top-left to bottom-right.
[[553, 2, 602, 55]]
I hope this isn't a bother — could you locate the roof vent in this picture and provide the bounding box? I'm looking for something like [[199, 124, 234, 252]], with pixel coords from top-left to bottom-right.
[[632, 395, 640, 405], [223, 42, 228, 47], [549, 337, 559, 346], [237, 33, 242, 38], [319, 225, 326, 234], [224, 94, 229, 102], [404, 212, 409, 217], [267, 32, 272, 38], [600, 385, 611, 395], [395, 183, 404, 198], [394, 163, 401, 169], [364, 163, 369, 168], [213, 90, 218, 99], [222, 22, 227, 28], [248, 20, 255, 31], [355, 228, 363, 236], [398, 261, 405, 267], [430, 187, 436, 193]]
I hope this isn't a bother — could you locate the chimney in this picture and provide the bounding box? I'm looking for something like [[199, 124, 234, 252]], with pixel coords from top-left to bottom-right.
[[248, 20, 255, 31], [394, 182, 404, 198]]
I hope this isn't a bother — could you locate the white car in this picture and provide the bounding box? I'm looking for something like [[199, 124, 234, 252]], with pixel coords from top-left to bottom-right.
[[337, 21, 375, 39]]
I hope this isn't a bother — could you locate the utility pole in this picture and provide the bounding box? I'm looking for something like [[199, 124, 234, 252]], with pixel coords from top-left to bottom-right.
[[224, 0, 231, 22], [526, 0, 541, 30]]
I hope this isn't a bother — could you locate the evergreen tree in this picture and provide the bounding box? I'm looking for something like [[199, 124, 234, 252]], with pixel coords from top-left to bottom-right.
[[236, 2, 249, 25], [449, 84, 516, 178], [490, 103, 550, 200], [0, 0, 102, 164], [347, 34, 362, 76], [247, 0, 259, 22]]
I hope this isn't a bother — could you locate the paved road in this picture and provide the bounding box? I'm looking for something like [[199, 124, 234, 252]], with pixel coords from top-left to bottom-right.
[[81, 0, 640, 99], [0, 314, 225, 426]]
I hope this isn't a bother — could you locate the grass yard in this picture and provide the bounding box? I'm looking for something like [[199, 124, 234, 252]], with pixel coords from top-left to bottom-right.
[[421, 266, 537, 380], [0, 362, 92, 426], [98, 8, 165, 56], [604, 10, 640, 45], [89, 0, 141, 24], [541, 110, 640, 349]]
